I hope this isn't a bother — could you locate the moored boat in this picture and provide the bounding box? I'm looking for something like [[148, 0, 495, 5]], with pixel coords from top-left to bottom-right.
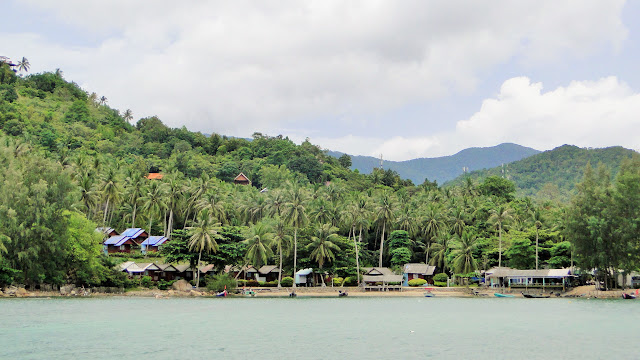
[[494, 293, 514, 298], [522, 293, 550, 298], [622, 293, 636, 299]]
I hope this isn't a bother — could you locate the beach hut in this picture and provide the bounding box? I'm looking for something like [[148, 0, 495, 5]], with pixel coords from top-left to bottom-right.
[[403, 263, 437, 285], [155, 264, 179, 281], [120, 228, 149, 245], [233, 173, 251, 185], [485, 267, 574, 291], [174, 264, 194, 280], [295, 268, 313, 287], [103, 235, 136, 254], [140, 236, 169, 253], [257, 265, 281, 282], [362, 267, 403, 291]]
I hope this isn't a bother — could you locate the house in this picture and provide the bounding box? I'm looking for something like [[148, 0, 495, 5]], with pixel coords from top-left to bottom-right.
[[362, 267, 403, 291], [103, 235, 136, 253], [146, 172, 164, 180], [403, 263, 437, 285], [233, 173, 251, 185], [140, 236, 169, 253], [295, 268, 313, 286], [257, 265, 281, 282], [96, 227, 119, 238], [485, 267, 574, 290], [155, 264, 179, 281], [119, 262, 161, 279], [120, 228, 149, 245], [174, 264, 194, 280]]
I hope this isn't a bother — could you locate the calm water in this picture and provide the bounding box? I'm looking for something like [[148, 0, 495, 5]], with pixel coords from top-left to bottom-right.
[[0, 296, 638, 359]]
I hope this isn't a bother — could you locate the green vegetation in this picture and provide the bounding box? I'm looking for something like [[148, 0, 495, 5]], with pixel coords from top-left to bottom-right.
[[408, 278, 427, 286], [0, 62, 639, 290]]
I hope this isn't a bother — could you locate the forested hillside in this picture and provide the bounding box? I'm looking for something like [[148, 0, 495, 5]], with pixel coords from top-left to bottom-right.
[[1, 62, 638, 290], [329, 143, 540, 184], [447, 145, 638, 202]]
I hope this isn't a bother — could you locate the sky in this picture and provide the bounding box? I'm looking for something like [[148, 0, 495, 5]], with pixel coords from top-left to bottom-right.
[[4, 1, 640, 161]]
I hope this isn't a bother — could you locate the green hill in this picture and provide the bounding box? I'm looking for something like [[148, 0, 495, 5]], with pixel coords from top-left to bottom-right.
[[447, 144, 639, 201], [329, 143, 540, 185]]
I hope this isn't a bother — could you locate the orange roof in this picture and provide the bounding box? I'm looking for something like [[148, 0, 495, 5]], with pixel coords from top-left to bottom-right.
[[146, 173, 164, 180], [234, 173, 250, 182]]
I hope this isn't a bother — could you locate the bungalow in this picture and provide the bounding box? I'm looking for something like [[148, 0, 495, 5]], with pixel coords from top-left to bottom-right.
[[295, 268, 314, 287], [103, 235, 136, 253], [120, 262, 161, 279], [155, 264, 179, 281], [485, 267, 574, 291], [96, 227, 119, 238], [234, 173, 251, 185], [140, 236, 169, 253], [257, 265, 281, 282], [174, 264, 194, 280], [362, 267, 403, 291], [403, 263, 436, 285], [120, 228, 149, 245]]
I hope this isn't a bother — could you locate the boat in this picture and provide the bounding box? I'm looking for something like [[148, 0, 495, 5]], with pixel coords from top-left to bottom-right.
[[622, 293, 636, 299], [215, 290, 227, 297], [494, 293, 514, 298], [424, 292, 435, 297], [338, 291, 348, 297], [243, 290, 256, 297], [522, 293, 550, 298]]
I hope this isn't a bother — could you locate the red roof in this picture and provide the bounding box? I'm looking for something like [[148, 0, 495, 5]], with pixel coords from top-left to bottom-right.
[[146, 173, 164, 180]]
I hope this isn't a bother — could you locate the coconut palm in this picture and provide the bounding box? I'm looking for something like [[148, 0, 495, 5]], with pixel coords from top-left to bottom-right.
[[344, 192, 370, 285], [488, 205, 515, 268], [100, 167, 121, 226], [123, 109, 133, 123], [77, 173, 97, 214], [17, 57, 30, 74], [430, 232, 453, 273], [187, 209, 221, 287], [308, 224, 341, 286], [283, 184, 309, 289], [374, 190, 395, 267], [451, 231, 479, 274], [531, 208, 544, 270], [309, 197, 332, 225], [197, 190, 228, 225], [421, 205, 445, 263], [271, 218, 291, 287], [126, 175, 144, 228], [99, 96, 107, 106], [244, 222, 274, 268], [141, 180, 167, 240], [448, 206, 467, 237], [164, 175, 183, 238]]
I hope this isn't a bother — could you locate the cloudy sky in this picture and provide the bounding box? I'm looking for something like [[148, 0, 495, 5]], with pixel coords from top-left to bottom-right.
[[5, 1, 640, 160]]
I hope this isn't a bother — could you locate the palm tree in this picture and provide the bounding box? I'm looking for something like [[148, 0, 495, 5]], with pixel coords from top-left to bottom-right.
[[283, 184, 309, 289], [187, 209, 221, 287], [448, 206, 467, 237], [99, 96, 107, 106], [126, 175, 144, 228], [100, 167, 120, 226], [309, 197, 332, 225], [271, 218, 291, 287], [55, 68, 64, 78], [197, 190, 228, 225], [141, 181, 167, 241], [344, 193, 370, 286], [265, 189, 286, 217], [123, 109, 133, 123], [422, 205, 445, 263], [488, 205, 515, 268], [243, 222, 274, 268], [77, 173, 97, 214], [430, 232, 453, 273], [374, 191, 395, 267], [451, 231, 479, 275], [164, 175, 183, 238], [308, 224, 341, 286], [531, 209, 544, 270], [17, 57, 30, 74]]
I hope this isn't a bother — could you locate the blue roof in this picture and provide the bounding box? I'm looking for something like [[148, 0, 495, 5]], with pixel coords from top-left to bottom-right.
[[121, 228, 146, 238], [296, 268, 313, 275], [140, 236, 168, 246], [104, 235, 132, 246]]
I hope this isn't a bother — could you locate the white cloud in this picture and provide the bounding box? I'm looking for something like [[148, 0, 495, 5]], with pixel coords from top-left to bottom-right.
[[3, 0, 627, 140], [316, 76, 640, 160]]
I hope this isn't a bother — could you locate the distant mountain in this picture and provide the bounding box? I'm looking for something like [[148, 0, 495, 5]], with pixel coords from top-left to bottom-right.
[[447, 145, 639, 201], [328, 143, 540, 184]]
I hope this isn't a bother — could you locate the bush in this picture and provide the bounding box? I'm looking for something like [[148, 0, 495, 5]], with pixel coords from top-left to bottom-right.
[[408, 278, 427, 287], [206, 273, 237, 292], [157, 279, 176, 290], [237, 279, 247, 287], [262, 280, 278, 287], [434, 281, 447, 287], [433, 273, 448, 282], [140, 276, 153, 288], [332, 277, 343, 286], [343, 276, 357, 286], [246, 280, 259, 287], [280, 276, 294, 287]]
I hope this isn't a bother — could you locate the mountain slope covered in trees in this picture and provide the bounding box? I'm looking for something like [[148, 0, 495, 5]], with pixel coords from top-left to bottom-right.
[[328, 143, 540, 184]]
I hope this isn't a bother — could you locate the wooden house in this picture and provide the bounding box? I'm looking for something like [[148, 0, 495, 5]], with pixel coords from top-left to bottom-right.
[[120, 228, 149, 245], [140, 236, 169, 253], [103, 235, 136, 253], [257, 265, 281, 282], [403, 263, 437, 285], [155, 264, 179, 281], [233, 173, 251, 185], [295, 268, 314, 287], [174, 264, 194, 280], [362, 267, 403, 291], [485, 267, 574, 291]]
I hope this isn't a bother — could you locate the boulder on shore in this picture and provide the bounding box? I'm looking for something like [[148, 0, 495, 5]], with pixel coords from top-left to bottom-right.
[[172, 279, 192, 292], [15, 288, 28, 297]]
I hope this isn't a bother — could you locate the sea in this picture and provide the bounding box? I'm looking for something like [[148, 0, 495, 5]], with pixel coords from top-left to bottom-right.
[[0, 296, 637, 359]]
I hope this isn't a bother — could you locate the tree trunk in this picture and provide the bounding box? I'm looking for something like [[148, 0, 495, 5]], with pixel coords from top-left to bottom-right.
[[132, 203, 137, 228], [166, 209, 174, 238], [293, 228, 298, 289], [498, 223, 502, 268], [425, 242, 431, 264], [278, 245, 283, 288], [535, 228, 539, 270], [103, 198, 110, 226], [379, 221, 385, 267], [355, 225, 362, 286], [196, 250, 202, 288]]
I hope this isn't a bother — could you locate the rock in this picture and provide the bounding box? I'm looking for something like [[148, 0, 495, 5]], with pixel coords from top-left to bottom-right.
[[60, 285, 76, 296], [4, 286, 17, 296], [16, 288, 28, 296], [167, 290, 175, 296], [189, 290, 202, 297], [70, 290, 77, 296], [172, 279, 192, 292]]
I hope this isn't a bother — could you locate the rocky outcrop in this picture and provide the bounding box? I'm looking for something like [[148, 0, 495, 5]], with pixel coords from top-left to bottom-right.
[[171, 279, 192, 292]]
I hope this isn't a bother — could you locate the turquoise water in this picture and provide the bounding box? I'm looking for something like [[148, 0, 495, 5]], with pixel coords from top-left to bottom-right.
[[0, 297, 638, 359]]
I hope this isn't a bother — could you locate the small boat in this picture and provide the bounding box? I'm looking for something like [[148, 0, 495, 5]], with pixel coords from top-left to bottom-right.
[[215, 290, 227, 297], [289, 292, 297, 298], [622, 293, 636, 299], [522, 293, 550, 298], [338, 291, 348, 297], [494, 293, 514, 298], [424, 292, 435, 297], [244, 290, 256, 297]]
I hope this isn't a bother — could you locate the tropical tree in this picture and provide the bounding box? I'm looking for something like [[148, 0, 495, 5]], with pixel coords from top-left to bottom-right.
[[421, 205, 445, 264], [243, 222, 274, 268], [17, 57, 30, 74], [345, 193, 370, 285], [141, 180, 167, 239], [283, 184, 309, 289], [374, 191, 395, 267], [100, 167, 121, 227], [99, 96, 107, 106], [308, 224, 341, 286], [531, 208, 544, 270], [123, 109, 133, 123], [451, 231, 479, 275], [187, 209, 221, 287], [430, 232, 453, 274], [271, 218, 291, 287], [164, 175, 183, 238], [126, 175, 144, 228], [488, 205, 515, 268]]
